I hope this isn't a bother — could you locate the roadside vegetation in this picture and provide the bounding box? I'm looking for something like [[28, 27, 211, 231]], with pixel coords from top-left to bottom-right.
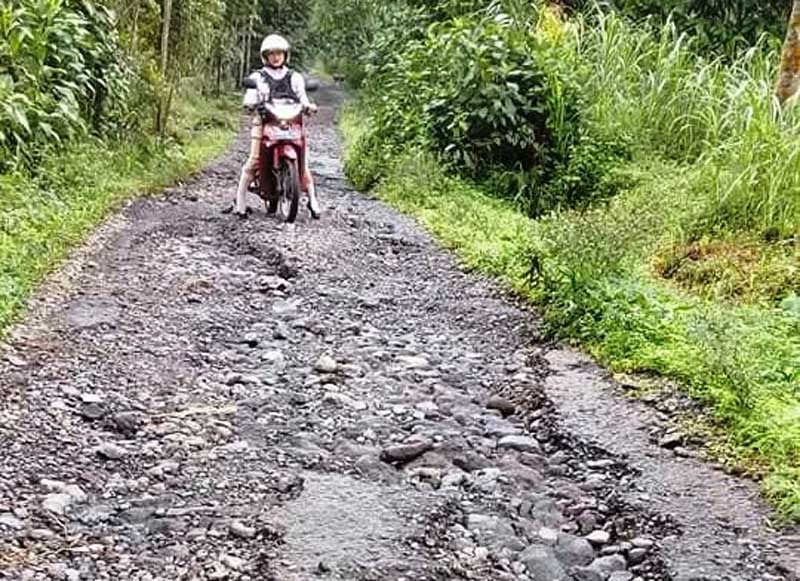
[[312, 0, 800, 520]]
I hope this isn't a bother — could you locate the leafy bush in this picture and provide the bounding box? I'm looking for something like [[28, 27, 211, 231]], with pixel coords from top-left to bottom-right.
[[341, 1, 633, 215], [421, 11, 578, 175], [0, 0, 133, 168], [608, 0, 785, 52]]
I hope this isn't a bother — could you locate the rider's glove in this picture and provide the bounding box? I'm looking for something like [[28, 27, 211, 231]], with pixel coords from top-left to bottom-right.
[[257, 102, 268, 119]]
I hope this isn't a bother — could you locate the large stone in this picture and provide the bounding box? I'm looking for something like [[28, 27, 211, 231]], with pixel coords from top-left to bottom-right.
[[354, 454, 401, 483], [658, 432, 683, 449], [486, 396, 516, 417], [589, 554, 627, 574], [497, 435, 541, 454], [440, 471, 467, 489], [586, 530, 611, 546], [466, 514, 524, 553], [572, 567, 604, 581], [380, 441, 433, 464], [627, 548, 647, 565], [314, 355, 338, 374], [537, 527, 559, 546], [229, 521, 256, 539], [95, 442, 128, 460], [472, 468, 503, 493], [396, 355, 430, 369], [41, 480, 87, 503], [519, 545, 566, 580], [273, 322, 290, 340], [79, 402, 105, 420], [221, 554, 246, 571], [111, 412, 141, 435], [0, 513, 24, 529], [28, 528, 56, 540], [631, 537, 655, 549], [259, 275, 290, 292], [555, 533, 595, 567], [42, 494, 73, 515]]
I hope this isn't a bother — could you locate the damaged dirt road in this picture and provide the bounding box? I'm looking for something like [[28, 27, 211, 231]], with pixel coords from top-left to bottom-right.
[[1, 85, 798, 581]]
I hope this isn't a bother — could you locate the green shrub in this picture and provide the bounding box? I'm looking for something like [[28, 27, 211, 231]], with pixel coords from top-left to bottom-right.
[[0, 0, 133, 168], [350, 1, 638, 214], [420, 11, 579, 175], [608, 0, 785, 52]]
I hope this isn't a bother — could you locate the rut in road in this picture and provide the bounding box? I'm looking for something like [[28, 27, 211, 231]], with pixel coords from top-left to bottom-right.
[[0, 84, 798, 581]]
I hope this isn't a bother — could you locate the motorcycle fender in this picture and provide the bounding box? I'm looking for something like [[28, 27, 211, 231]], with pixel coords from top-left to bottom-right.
[[275, 143, 298, 162]]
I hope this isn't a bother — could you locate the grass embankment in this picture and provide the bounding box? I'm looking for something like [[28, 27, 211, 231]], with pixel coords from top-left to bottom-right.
[[0, 93, 238, 334]]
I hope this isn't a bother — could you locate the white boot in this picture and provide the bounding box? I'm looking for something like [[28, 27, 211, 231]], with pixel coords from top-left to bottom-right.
[[307, 182, 321, 219], [234, 167, 252, 217]]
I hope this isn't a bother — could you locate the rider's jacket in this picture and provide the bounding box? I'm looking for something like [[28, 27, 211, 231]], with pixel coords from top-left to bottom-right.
[[243, 66, 310, 109]]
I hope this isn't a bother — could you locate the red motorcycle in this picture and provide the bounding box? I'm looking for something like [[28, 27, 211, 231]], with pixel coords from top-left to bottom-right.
[[243, 77, 311, 223]]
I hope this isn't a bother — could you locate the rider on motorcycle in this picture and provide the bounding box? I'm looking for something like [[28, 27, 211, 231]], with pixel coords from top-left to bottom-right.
[[231, 34, 320, 218]]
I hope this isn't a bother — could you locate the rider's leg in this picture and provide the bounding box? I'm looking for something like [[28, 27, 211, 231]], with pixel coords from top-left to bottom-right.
[[303, 146, 321, 217], [234, 116, 262, 215]]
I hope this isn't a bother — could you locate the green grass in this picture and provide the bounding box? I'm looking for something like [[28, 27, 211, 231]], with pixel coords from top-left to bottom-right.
[[0, 93, 238, 333], [341, 108, 800, 522]]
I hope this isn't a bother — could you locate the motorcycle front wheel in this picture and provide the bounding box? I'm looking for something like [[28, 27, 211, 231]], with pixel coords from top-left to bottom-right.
[[278, 159, 300, 224]]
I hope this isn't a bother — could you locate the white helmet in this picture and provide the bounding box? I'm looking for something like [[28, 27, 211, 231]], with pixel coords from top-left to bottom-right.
[[260, 34, 290, 66]]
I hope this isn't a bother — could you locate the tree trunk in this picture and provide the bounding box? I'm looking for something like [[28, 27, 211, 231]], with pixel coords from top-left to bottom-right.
[[160, 0, 172, 75], [776, 0, 800, 105], [244, 19, 252, 77], [240, 24, 248, 83], [129, 0, 140, 58], [215, 45, 222, 97], [156, 0, 173, 136]]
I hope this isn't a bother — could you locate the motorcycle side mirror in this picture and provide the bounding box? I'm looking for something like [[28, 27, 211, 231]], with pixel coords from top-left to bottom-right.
[[242, 77, 258, 89]]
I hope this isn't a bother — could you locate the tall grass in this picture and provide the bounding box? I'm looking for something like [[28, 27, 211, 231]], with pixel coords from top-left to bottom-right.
[[578, 10, 800, 239]]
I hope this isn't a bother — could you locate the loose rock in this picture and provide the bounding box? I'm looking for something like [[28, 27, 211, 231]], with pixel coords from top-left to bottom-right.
[[95, 442, 127, 460], [229, 521, 256, 539], [486, 396, 516, 417], [519, 545, 566, 579], [380, 441, 433, 464], [497, 435, 541, 454], [586, 530, 611, 546], [314, 355, 338, 374]]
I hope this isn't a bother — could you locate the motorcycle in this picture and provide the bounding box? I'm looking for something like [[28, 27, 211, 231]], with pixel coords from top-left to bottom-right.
[[243, 76, 313, 223]]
